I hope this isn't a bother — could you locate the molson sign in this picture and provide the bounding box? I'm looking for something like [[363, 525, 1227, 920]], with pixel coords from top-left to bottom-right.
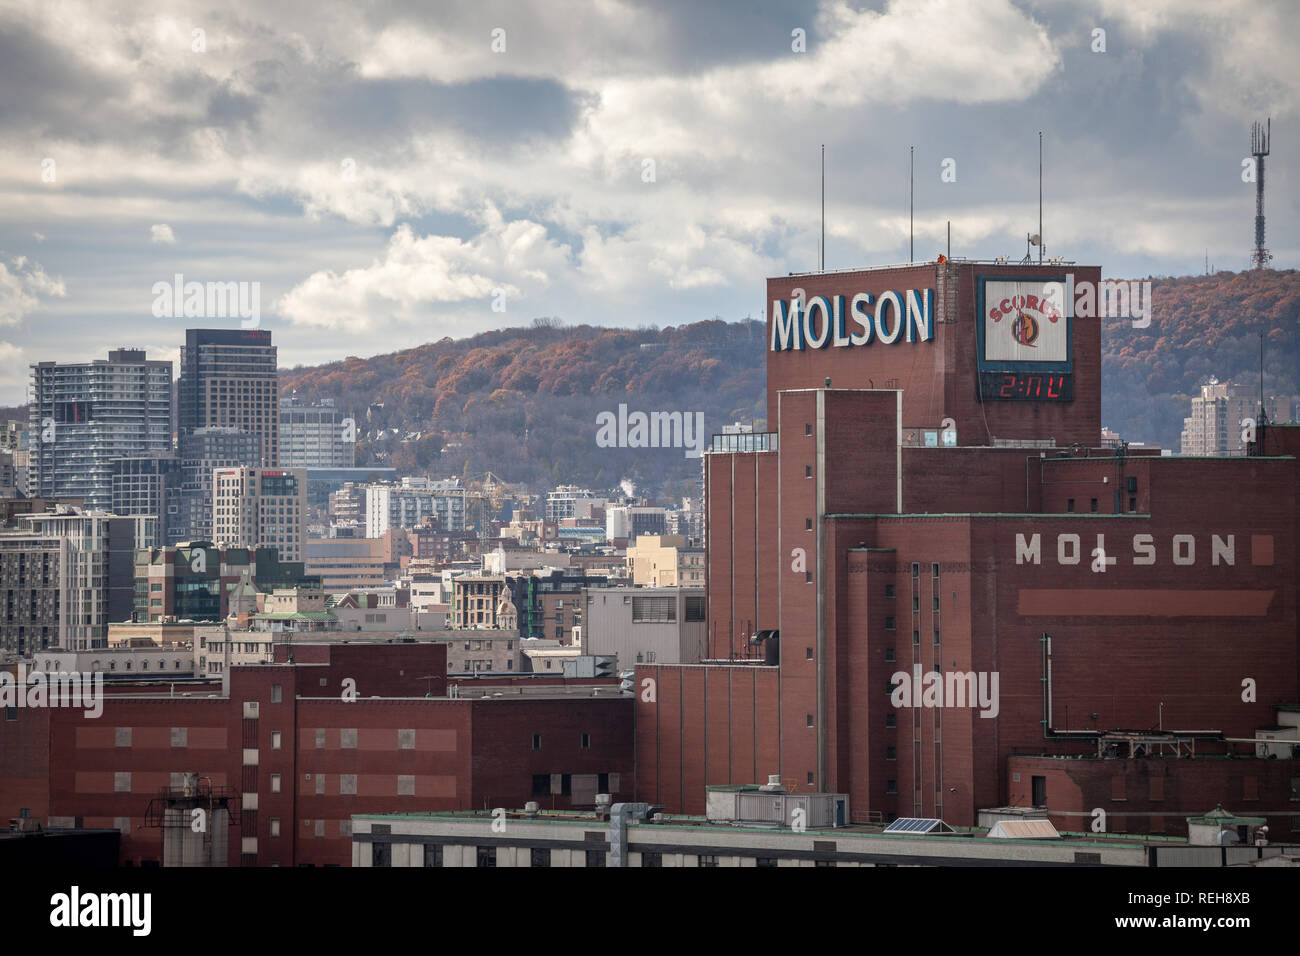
[[770, 289, 933, 351]]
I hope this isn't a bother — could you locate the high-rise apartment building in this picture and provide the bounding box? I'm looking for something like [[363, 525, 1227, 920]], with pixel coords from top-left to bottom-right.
[[1180, 380, 1291, 456], [279, 396, 355, 467], [0, 508, 136, 653], [213, 467, 307, 562], [28, 349, 173, 510], [177, 426, 260, 542], [178, 329, 279, 466], [111, 454, 184, 547], [365, 478, 468, 537]]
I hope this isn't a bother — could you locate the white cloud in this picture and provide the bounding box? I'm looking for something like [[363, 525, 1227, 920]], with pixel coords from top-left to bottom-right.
[[150, 223, 176, 243], [0, 342, 26, 390], [278, 207, 572, 332], [0, 257, 67, 325]]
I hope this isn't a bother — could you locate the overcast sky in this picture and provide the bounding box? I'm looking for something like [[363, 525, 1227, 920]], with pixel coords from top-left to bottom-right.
[[0, 0, 1295, 404]]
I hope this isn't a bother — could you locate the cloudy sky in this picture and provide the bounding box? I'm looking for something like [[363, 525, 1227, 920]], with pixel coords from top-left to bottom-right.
[[0, 0, 1295, 404]]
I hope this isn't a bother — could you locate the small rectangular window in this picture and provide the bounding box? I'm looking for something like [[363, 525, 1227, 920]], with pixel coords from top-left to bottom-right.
[[476, 846, 496, 868], [805, 423, 812, 436], [424, 844, 443, 867], [805, 647, 813, 660], [532, 734, 542, 751], [1090, 498, 1099, 513], [586, 850, 605, 868], [1067, 498, 1075, 512], [531, 848, 550, 868], [581, 733, 591, 750], [884, 648, 895, 662], [271, 684, 282, 704]]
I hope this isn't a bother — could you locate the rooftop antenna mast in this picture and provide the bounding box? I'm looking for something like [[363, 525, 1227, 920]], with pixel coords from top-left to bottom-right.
[[909, 145, 914, 264], [820, 144, 825, 272], [1251, 118, 1272, 269], [1038, 131, 1043, 264]]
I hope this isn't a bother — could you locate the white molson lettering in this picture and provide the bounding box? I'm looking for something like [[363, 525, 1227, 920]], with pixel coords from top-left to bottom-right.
[[770, 289, 933, 351], [1015, 533, 1237, 567]]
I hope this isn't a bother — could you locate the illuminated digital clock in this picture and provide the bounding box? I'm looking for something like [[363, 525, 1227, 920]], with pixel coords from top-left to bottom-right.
[[978, 371, 1073, 401]]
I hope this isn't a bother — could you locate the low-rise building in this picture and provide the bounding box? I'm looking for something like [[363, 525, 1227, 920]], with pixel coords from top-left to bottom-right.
[[582, 586, 707, 666]]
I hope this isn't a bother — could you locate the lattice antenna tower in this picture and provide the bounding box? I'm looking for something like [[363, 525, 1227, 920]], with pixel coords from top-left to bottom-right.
[[1251, 118, 1272, 269]]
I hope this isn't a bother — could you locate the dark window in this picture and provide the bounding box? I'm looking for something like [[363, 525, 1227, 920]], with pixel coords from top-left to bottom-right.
[[1129, 496, 1137, 512], [532, 733, 541, 751], [805, 572, 812, 583], [372, 842, 391, 868], [1090, 498, 1099, 513], [1067, 498, 1075, 512], [815, 860, 835, 868], [530, 848, 551, 868], [805, 423, 812, 436], [886, 779, 898, 794], [805, 647, 813, 660], [911, 563, 919, 579], [912, 629, 920, 646], [805, 518, 812, 530], [581, 733, 591, 749], [756, 857, 778, 868], [684, 596, 706, 621], [885, 713, 897, 728], [532, 774, 550, 796], [885, 616, 896, 630], [884, 584, 895, 598], [886, 746, 897, 760], [933, 628, 941, 645], [477, 846, 497, 868], [586, 849, 605, 868], [5, 706, 16, 721], [805, 465, 812, 478], [1032, 775, 1047, 807], [698, 855, 718, 867], [932, 563, 940, 578], [561, 774, 572, 796], [423, 844, 442, 867], [884, 648, 895, 662], [642, 851, 662, 868]]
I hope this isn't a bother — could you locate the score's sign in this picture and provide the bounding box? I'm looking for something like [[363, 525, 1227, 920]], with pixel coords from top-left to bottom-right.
[[976, 276, 1073, 401]]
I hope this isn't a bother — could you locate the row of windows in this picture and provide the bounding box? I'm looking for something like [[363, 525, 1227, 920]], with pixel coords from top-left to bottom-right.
[[530, 734, 592, 752], [373, 845, 835, 868]]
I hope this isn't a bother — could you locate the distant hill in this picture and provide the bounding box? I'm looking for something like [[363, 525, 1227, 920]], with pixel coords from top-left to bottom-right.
[[1100, 269, 1300, 448], [4, 271, 1289, 496], [279, 319, 768, 498]]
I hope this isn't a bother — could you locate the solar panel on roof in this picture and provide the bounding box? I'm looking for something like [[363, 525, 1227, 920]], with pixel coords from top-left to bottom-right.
[[883, 817, 954, 833]]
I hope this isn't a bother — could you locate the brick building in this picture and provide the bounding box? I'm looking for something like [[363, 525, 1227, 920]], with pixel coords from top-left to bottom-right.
[[0, 641, 633, 866], [635, 259, 1300, 840]]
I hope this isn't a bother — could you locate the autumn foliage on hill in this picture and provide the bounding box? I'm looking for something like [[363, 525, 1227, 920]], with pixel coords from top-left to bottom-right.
[[277, 268, 1299, 493], [1101, 269, 1299, 447], [280, 319, 767, 496]]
